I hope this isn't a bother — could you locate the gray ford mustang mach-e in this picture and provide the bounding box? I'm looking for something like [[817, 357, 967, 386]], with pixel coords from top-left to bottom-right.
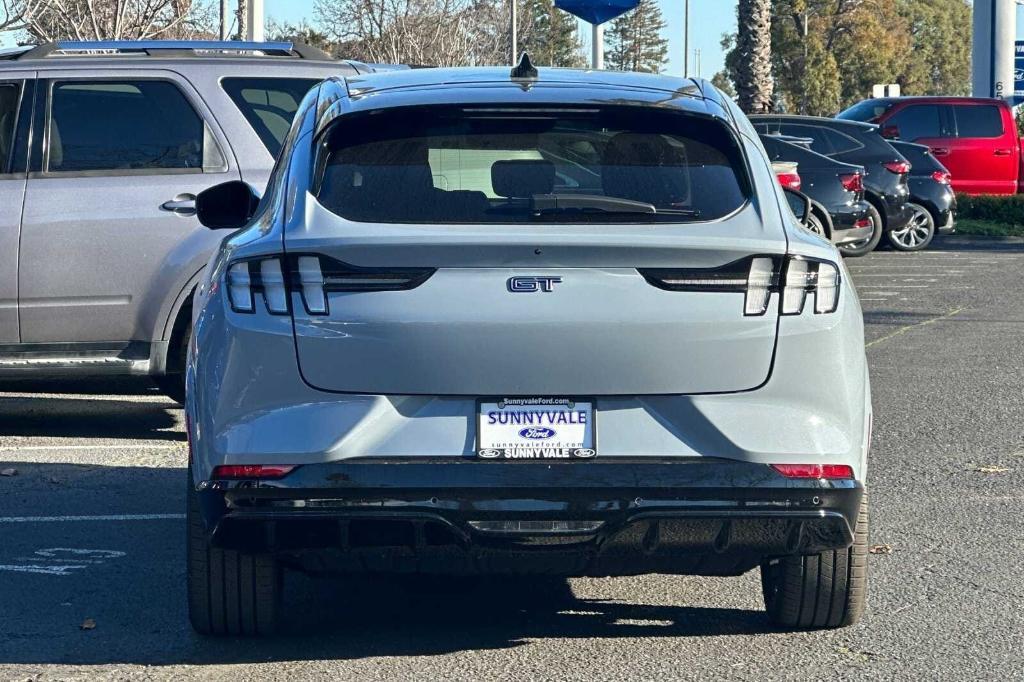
[[185, 63, 872, 636]]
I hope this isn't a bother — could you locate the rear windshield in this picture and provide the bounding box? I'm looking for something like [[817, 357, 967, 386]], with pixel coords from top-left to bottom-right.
[[837, 100, 893, 122], [314, 106, 750, 224]]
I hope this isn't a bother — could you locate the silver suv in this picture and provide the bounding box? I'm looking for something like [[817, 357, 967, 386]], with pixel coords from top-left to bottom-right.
[[187, 65, 871, 635], [0, 40, 363, 400]]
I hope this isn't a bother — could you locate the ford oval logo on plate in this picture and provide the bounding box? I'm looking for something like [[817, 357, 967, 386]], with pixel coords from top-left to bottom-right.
[[519, 427, 556, 440]]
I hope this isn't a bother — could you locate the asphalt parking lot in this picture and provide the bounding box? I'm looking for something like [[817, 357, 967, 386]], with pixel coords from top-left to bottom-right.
[[1, 236, 1022, 680]]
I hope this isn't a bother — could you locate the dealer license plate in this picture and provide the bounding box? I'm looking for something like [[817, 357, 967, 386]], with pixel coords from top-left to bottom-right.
[[477, 398, 596, 460]]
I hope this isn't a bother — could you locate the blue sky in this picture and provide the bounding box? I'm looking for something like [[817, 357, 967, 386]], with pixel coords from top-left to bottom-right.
[[265, 0, 735, 78]]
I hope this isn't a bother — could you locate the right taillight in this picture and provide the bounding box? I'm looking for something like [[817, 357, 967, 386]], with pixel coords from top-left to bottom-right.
[[775, 171, 802, 191], [883, 160, 911, 175], [931, 170, 951, 185], [639, 255, 841, 317], [839, 172, 864, 192], [225, 255, 435, 315]]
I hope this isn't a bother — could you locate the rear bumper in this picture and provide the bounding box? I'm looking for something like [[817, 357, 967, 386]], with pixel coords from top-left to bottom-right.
[[829, 201, 873, 246], [196, 458, 864, 577]]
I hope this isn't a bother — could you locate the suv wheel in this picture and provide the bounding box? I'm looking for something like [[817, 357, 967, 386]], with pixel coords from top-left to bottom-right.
[[187, 470, 281, 636], [887, 203, 935, 251], [837, 205, 883, 258], [760, 494, 868, 629], [806, 209, 829, 239], [154, 315, 191, 404]]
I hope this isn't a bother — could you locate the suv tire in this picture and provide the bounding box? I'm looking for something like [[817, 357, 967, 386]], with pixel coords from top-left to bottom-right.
[[154, 315, 191, 404], [187, 469, 281, 636], [837, 205, 883, 258], [887, 203, 935, 252], [760, 494, 868, 629]]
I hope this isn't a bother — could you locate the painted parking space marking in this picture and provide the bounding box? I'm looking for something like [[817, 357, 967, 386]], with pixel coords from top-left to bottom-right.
[[0, 514, 184, 523], [865, 307, 965, 349], [0, 548, 128, 576], [0, 444, 181, 452]]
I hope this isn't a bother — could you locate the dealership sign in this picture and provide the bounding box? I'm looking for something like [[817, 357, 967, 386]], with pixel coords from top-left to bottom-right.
[[1016, 41, 1024, 97], [554, 0, 640, 24]]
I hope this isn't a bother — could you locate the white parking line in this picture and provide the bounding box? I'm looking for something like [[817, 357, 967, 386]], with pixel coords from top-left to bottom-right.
[[0, 444, 181, 452], [0, 514, 184, 523]]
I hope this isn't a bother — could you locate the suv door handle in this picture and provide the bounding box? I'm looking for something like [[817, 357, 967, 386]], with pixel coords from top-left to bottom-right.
[[161, 193, 197, 215], [930, 147, 950, 156], [994, 149, 1014, 157]]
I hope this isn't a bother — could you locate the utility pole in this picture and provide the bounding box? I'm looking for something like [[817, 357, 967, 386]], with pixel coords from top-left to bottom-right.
[[592, 23, 603, 69], [219, 0, 230, 40], [511, 0, 517, 63], [236, 0, 247, 41], [694, 48, 701, 78], [683, 0, 689, 76]]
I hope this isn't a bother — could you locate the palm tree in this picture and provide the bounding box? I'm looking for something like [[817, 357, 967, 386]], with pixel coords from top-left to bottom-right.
[[735, 0, 773, 114]]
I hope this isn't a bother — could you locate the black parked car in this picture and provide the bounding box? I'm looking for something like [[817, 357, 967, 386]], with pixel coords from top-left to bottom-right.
[[751, 115, 914, 255], [759, 133, 876, 256], [888, 140, 956, 251]]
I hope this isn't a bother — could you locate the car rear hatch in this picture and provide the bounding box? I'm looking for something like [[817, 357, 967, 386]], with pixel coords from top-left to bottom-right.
[[283, 104, 785, 396]]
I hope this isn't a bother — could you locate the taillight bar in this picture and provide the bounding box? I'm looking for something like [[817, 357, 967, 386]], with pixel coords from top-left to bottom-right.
[[931, 170, 951, 185], [639, 255, 841, 317], [225, 255, 435, 315]]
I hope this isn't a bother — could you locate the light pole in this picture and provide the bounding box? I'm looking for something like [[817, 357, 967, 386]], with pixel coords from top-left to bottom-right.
[[683, 0, 689, 76], [592, 22, 604, 69], [511, 0, 518, 63]]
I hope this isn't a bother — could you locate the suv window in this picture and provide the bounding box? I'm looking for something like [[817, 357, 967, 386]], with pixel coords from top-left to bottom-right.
[[888, 104, 943, 141], [0, 83, 19, 173], [955, 105, 1003, 138], [47, 80, 224, 174], [315, 106, 750, 224], [222, 78, 320, 157]]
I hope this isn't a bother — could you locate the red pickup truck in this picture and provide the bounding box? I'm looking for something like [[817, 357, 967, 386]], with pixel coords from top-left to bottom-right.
[[837, 97, 1024, 195]]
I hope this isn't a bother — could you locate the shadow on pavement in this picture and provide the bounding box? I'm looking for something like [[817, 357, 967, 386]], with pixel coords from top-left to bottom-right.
[[0, 462, 779, 666]]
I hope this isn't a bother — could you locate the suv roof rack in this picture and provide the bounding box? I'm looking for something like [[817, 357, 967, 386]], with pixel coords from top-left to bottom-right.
[[8, 40, 333, 61]]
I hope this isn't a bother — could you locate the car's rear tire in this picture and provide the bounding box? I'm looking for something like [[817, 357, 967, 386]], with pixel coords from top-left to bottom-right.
[[187, 471, 281, 636], [837, 205, 883, 258], [154, 302, 192, 405], [760, 494, 868, 630], [887, 203, 934, 251], [806, 208, 830, 240]]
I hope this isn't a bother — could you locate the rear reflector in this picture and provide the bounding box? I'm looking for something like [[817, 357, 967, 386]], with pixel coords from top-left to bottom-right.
[[854, 218, 872, 229], [210, 464, 297, 480], [771, 464, 855, 480]]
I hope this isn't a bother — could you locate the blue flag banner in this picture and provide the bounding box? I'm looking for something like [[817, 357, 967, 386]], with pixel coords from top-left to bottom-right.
[[1015, 41, 1024, 97], [555, 0, 640, 25]]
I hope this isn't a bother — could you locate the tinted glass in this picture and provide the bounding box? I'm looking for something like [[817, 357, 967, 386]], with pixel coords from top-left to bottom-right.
[[222, 77, 320, 157], [48, 81, 209, 173], [955, 105, 1003, 138], [777, 124, 834, 156], [820, 127, 863, 155], [316, 107, 750, 224], [888, 105, 942, 141], [0, 83, 19, 173], [837, 100, 894, 122]]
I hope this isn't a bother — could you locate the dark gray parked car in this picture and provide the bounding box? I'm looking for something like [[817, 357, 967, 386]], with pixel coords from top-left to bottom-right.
[[0, 40, 367, 400]]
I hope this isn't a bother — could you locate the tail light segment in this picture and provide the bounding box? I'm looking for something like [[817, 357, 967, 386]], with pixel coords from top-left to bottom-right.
[[931, 170, 951, 185], [838, 172, 864, 193], [640, 255, 841, 317], [883, 160, 911, 175], [225, 255, 436, 315]]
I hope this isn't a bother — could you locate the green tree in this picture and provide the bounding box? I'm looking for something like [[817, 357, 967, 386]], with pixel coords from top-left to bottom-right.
[[519, 0, 585, 67], [711, 70, 735, 98], [605, 0, 669, 73], [897, 0, 971, 96], [734, 0, 773, 113]]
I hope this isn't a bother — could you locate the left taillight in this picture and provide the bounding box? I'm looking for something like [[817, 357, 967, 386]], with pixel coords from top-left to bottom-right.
[[640, 255, 841, 317], [225, 255, 435, 315], [839, 172, 864, 193]]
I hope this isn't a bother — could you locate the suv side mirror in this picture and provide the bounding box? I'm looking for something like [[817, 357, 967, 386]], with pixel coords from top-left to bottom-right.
[[196, 181, 260, 230], [782, 187, 812, 224]]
